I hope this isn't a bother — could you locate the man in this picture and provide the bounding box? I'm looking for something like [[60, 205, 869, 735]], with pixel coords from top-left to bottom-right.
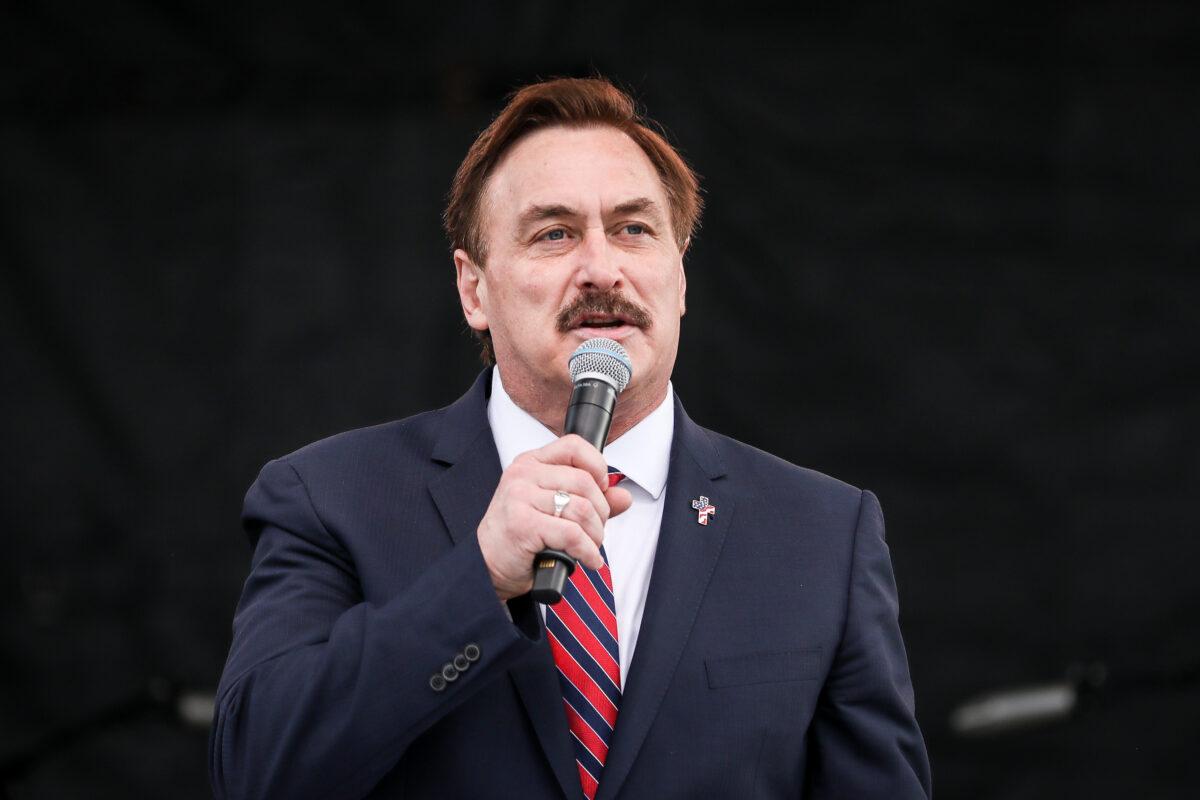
[[210, 77, 931, 799]]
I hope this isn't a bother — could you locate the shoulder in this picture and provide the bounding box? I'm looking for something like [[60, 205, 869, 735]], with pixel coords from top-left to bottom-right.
[[679, 420, 871, 543], [241, 404, 469, 543], [269, 370, 492, 480], [698, 424, 863, 507], [244, 408, 449, 510], [276, 408, 445, 474]]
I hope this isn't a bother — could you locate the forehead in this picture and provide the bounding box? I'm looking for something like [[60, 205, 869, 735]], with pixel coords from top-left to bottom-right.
[[482, 125, 669, 226]]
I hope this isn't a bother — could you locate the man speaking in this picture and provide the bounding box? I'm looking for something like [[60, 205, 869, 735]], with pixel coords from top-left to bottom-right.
[[210, 77, 931, 799]]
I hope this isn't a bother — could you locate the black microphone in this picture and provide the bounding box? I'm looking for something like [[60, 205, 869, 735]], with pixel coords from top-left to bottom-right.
[[530, 337, 633, 604]]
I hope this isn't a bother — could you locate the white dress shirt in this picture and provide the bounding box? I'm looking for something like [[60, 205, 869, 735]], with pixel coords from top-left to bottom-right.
[[488, 367, 673, 688]]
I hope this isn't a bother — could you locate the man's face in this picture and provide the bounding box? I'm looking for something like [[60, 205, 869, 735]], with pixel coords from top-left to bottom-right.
[[455, 125, 687, 407]]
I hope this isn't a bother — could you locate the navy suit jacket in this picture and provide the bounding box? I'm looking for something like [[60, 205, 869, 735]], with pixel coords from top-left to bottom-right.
[[210, 370, 931, 799]]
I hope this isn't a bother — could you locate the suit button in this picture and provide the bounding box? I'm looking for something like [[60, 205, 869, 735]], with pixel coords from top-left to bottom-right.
[[453, 653, 470, 672], [429, 673, 447, 692], [441, 663, 459, 682], [463, 643, 481, 662]]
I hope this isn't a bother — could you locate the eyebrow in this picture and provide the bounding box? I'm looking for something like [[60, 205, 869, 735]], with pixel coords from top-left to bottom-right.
[[515, 197, 667, 232], [516, 204, 579, 230], [611, 197, 665, 224]]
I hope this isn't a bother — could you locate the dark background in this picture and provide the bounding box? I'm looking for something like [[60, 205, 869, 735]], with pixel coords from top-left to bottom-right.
[[3, 1, 1198, 797]]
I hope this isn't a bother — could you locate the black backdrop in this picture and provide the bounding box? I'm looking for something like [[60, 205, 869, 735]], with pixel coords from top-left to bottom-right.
[[3, 2, 1198, 798]]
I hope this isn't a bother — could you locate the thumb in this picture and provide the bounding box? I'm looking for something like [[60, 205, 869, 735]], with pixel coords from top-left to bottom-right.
[[606, 486, 634, 517]]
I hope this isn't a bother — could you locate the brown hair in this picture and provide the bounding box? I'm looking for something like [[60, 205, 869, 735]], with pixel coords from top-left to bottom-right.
[[444, 76, 703, 364]]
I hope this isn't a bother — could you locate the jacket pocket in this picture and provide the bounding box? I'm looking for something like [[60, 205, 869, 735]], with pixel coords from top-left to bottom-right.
[[705, 649, 823, 689]]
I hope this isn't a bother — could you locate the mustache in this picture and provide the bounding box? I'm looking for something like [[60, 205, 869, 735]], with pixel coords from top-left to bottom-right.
[[555, 289, 653, 333]]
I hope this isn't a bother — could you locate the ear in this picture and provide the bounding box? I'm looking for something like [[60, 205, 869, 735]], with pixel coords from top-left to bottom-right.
[[454, 249, 489, 332], [677, 238, 689, 316]]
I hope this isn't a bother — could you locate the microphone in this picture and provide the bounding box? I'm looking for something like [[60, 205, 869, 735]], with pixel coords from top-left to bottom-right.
[[530, 337, 633, 604]]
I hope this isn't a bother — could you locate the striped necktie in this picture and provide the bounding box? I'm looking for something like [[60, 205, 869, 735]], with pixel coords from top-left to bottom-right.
[[545, 467, 625, 800]]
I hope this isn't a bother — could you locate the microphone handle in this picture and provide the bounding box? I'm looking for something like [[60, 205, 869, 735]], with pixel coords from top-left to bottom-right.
[[530, 379, 617, 604]]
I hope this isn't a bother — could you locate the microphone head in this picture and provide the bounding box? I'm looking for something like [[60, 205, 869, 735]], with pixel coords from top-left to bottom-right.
[[568, 338, 633, 394]]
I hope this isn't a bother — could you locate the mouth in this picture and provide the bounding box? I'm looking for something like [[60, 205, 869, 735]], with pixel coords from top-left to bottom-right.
[[571, 313, 634, 331], [565, 313, 640, 342], [555, 289, 653, 341]]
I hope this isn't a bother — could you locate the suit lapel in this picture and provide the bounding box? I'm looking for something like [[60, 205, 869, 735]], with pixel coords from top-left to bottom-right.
[[427, 369, 581, 800], [427, 370, 500, 547], [597, 403, 733, 800]]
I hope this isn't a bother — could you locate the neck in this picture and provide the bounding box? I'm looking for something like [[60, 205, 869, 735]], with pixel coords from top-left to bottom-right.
[[498, 368, 668, 445], [602, 380, 669, 443]]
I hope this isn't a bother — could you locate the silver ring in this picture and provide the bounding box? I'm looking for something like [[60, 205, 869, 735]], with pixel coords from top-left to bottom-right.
[[552, 490, 570, 518]]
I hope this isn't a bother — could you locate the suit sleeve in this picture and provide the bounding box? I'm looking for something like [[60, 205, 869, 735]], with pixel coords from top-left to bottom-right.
[[804, 490, 932, 799], [208, 457, 541, 800]]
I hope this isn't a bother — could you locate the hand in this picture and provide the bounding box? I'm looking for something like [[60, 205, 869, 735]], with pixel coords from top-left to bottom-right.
[[477, 434, 634, 601]]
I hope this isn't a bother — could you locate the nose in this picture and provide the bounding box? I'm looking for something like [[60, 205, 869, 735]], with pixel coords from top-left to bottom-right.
[[573, 227, 622, 292]]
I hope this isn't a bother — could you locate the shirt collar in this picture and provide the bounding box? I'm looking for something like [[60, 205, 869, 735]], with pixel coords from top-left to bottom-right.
[[488, 366, 674, 500]]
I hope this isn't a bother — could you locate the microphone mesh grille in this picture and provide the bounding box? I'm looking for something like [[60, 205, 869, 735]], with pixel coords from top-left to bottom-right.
[[568, 338, 632, 393]]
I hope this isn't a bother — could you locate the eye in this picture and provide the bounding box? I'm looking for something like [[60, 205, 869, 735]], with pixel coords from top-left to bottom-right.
[[543, 228, 566, 241], [623, 224, 646, 236]]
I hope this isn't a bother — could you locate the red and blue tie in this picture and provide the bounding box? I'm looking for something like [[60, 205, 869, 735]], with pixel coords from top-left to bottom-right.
[[546, 468, 625, 800]]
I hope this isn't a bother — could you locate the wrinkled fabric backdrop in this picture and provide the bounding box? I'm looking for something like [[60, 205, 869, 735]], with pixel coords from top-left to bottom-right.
[[2, 2, 1198, 798]]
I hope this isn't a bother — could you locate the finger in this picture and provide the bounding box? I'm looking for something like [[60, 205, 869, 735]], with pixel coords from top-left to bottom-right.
[[542, 489, 605, 547], [533, 464, 611, 520], [538, 517, 604, 570], [605, 485, 633, 518], [530, 434, 609, 491]]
